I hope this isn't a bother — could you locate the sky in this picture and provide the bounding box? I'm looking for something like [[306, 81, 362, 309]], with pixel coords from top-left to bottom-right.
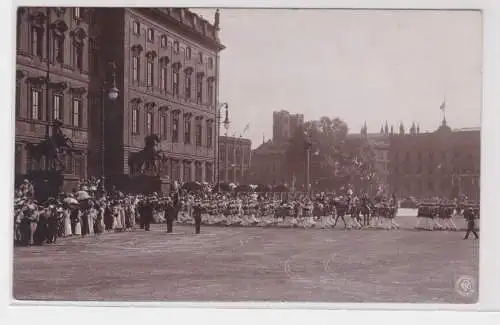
[[193, 9, 482, 148]]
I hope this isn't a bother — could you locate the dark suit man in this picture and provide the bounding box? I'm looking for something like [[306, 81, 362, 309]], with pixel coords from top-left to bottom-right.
[[139, 200, 154, 231], [165, 199, 177, 233], [463, 206, 479, 240], [193, 201, 204, 234]]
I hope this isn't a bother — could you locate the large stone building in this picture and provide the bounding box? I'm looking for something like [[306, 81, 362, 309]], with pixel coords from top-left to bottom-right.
[[388, 119, 480, 200], [15, 7, 224, 191], [15, 7, 92, 191], [246, 140, 288, 186], [218, 136, 251, 184], [272, 110, 303, 143]]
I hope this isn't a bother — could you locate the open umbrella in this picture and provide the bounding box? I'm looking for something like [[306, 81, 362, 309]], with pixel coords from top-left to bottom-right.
[[273, 184, 289, 193], [63, 197, 79, 205], [236, 184, 252, 193], [182, 181, 203, 192], [76, 191, 91, 201], [255, 184, 272, 193]]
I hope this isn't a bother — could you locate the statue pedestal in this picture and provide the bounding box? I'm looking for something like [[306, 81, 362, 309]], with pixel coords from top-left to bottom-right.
[[128, 174, 171, 194]]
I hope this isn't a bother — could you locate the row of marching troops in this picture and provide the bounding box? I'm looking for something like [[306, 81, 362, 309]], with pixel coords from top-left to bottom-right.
[[415, 199, 480, 238]]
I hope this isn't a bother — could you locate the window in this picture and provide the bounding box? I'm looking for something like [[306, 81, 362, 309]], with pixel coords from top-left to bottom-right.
[[198, 52, 203, 63], [31, 27, 43, 57], [160, 114, 167, 138], [220, 145, 226, 162], [73, 43, 83, 70], [146, 111, 153, 134], [53, 93, 63, 121], [15, 81, 21, 117], [186, 47, 191, 59], [236, 148, 241, 164], [147, 28, 154, 42], [207, 80, 214, 106], [132, 56, 140, 82], [196, 74, 203, 104], [146, 60, 154, 87], [133, 21, 140, 34], [174, 41, 179, 54], [72, 97, 82, 127], [195, 163, 202, 181], [30, 88, 41, 120], [132, 107, 139, 134], [184, 162, 191, 182], [185, 73, 191, 99], [172, 114, 179, 142], [196, 123, 202, 146], [53, 36, 64, 63], [172, 69, 179, 96], [73, 8, 81, 19], [208, 57, 214, 69], [206, 163, 213, 182], [206, 121, 213, 148], [161, 35, 167, 48], [184, 116, 191, 144], [160, 66, 167, 91]]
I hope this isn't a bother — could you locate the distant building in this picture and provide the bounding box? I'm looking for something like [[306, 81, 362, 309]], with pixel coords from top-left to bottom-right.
[[388, 119, 480, 200], [246, 140, 288, 186], [218, 136, 251, 184], [272, 110, 303, 143], [348, 122, 390, 191]]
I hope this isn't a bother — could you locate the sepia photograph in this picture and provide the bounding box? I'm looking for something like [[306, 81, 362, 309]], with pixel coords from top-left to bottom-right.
[[12, 6, 481, 304]]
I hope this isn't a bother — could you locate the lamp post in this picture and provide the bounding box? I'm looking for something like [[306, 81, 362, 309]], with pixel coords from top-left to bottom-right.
[[216, 102, 230, 190], [100, 61, 119, 195], [304, 131, 312, 198]]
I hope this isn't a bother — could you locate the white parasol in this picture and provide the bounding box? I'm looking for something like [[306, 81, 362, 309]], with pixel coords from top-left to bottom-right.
[[75, 191, 91, 201], [63, 197, 79, 205]]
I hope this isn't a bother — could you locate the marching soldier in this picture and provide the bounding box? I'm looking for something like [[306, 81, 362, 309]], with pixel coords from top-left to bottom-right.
[[463, 204, 479, 240]]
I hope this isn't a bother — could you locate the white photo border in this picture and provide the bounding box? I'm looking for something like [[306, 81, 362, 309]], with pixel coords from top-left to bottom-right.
[[1, 0, 499, 323]]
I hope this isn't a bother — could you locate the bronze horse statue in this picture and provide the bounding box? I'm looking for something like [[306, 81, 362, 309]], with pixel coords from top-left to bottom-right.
[[128, 134, 163, 175], [25, 120, 75, 171]]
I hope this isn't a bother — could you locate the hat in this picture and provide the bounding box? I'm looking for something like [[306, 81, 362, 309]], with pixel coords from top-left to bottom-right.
[[23, 179, 29, 183]]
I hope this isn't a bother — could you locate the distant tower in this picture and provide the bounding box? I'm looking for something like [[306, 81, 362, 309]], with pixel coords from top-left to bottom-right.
[[380, 125, 384, 134], [214, 9, 220, 30], [390, 125, 394, 135], [399, 122, 405, 135], [384, 121, 389, 135], [417, 123, 420, 134], [361, 122, 367, 138]]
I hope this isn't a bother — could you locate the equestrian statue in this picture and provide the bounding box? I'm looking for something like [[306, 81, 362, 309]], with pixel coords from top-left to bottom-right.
[[128, 134, 163, 175], [25, 119, 75, 172]]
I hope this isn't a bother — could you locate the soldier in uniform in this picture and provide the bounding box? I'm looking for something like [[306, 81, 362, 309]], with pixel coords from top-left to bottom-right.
[[193, 199, 204, 234], [165, 197, 177, 233], [463, 204, 479, 240]]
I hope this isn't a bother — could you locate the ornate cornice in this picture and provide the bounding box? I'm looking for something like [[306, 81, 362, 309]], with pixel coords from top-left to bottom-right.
[[53, 7, 66, 17], [184, 66, 194, 74], [144, 101, 156, 109], [16, 70, 27, 80], [29, 11, 47, 28], [145, 50, 157, 60], [159, 56, 170, 67], [51, 20, 69, 36], [206, 118, 214, 123], [26, 76, 47, 86], [196, 71, 205, 78], [131, 44, 144, 56], [195, 115, 204, 121], [184, 112, 193, 119], [158, 105, 170, 112], [207, 76, 215, 82], [172, 62, 182, 70], [130, 98, 143, 105], [172, 108, 181, 114], [70, 27, 87, 42], [69, 86, 87, 95], [49, 81, 68, 91]]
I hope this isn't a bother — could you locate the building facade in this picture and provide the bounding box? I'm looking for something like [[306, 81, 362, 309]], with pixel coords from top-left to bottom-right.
[[218, 136, 251, 184], [15, 7, 225, 191], [15, 7, 92, 191], [272, 110, 303, 143], [246, 140, 288, 186], [388, 120, 480, 200]]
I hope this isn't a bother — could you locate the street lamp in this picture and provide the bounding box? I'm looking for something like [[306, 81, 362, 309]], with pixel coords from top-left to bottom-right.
[[304, 130, 313, 197], [215, 102, 230, 190], [100, 61, 119, 195]]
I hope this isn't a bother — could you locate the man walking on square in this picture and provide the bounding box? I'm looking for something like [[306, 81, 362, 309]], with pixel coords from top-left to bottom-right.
[[463, 205, 479, 240]]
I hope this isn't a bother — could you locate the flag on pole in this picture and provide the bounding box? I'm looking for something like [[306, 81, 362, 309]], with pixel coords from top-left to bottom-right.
[[440, 100, 446, 111], [243, 123, 250, 133]]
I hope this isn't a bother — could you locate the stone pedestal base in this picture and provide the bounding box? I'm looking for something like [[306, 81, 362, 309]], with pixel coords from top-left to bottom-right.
[[107, 174, 171, 195]]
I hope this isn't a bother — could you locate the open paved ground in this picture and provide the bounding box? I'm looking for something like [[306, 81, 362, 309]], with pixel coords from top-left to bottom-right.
[[13, 213, 479, 303]]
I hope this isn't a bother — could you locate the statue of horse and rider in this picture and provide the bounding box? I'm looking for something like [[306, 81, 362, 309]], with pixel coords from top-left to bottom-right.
[[25, 119, 75, 172], [128, 134, 164, 175]]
